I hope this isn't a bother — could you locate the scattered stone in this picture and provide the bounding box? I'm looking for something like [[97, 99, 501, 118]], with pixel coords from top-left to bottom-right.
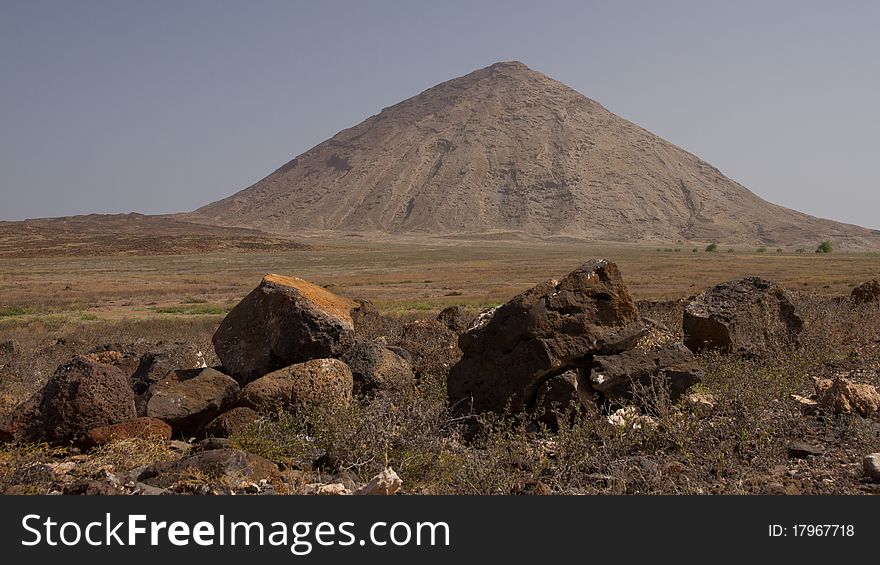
[[130, 343, 208, 395], [355, 467, 402, 495], [306, 483, 352, 496], [341, 341, 414, 397], [684, 392, 717, 416], [10, 356, 137, 444], [143, 368, 240, 436], [790, 394, 819, 414], [192, 437, 233, 451], [437, 306, 470, 333], [788, 441, 825, 459], [63, 479, 121, 496], [852, 280, 880, 304], [81, 417, 172, 449], [589, 343, 703, 403], [138, 448, 280, 488], [169, 440, 192, 454], [240, 359, 352, 413], [203, 406, 260, 438], [213, 274, 359, 383], [131, 482, 171, 495], [683, 277, 803, 353], [448, 260, 645, 415], [606, 406, 657, 431], [864, 454, 880, 481], [815, 376, 880, 417]]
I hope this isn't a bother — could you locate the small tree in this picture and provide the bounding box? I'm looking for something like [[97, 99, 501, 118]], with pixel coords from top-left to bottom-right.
[[705, 243, 719, 252], [816, 240, 833, 253]]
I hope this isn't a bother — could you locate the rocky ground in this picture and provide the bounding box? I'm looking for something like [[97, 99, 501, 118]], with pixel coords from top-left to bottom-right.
[[0, 265, 879, 495]]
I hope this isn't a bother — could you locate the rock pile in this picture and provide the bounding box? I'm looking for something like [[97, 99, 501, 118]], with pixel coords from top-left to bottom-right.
[[0, 273, 389, 450]]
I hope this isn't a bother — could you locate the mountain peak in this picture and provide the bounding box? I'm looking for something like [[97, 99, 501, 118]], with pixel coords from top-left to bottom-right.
[[184, 63, 879, 248]]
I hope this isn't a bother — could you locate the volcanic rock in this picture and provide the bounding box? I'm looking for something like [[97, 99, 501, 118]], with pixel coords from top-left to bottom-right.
[[239, 358, 353, 413], [10, 356, 136, 444], [448, 259, 645, 415], [683, 277, 803, 353], [852, 279, 880, 304], [143, 367, 239, 436], [82, 417, 172, 448], [341, 341, 414, 397], [203, 407, 260, 438], [213, 274, 358, 383], [589, 343, 703, 403]]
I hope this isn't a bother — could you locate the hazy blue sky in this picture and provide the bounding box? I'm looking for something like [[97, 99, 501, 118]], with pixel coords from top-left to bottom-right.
[[1, 1, 878, 227]]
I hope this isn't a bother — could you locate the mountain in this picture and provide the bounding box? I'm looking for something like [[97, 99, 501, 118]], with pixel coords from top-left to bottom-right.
[[184, 61, 880, 247]]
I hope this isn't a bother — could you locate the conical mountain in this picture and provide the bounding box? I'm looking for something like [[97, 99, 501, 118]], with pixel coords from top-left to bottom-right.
[[186, 61, 879, 247]]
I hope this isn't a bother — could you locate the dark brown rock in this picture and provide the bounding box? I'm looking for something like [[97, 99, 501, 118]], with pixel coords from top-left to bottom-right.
[[341, 341, 413, 397], [448, 260, 645, 415], [239, 358, 353, 412], [143, 367, 239, 437], [213, 274, 358, 383], [683, 277, 803, 353], [11, 357, 137, 444], [852, 279, 880, 304], [787, 441, 824, 459], [588, 343, 703, 403], [437, 306, 470, 333], [130, 342, 207, 395], [138, 448, 280, 488], [63, 480, 121, 496], [532, 370, 593, 430], [203, 407, 260, 438], [82, 417, 172, 448]]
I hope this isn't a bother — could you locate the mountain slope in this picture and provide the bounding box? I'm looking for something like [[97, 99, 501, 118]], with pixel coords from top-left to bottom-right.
[[185, 61, 880, 247]]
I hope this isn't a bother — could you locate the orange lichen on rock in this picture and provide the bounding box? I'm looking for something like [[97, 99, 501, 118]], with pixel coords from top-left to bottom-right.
[[263, 274, 357, 323]]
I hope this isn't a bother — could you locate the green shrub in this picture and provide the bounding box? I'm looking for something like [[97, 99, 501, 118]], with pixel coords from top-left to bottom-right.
[[816, 240, 833, 253], [705, 243, 719, 252], [756, 247, 768, 253]]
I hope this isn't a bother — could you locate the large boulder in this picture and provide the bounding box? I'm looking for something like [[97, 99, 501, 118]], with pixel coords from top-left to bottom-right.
[[130, 343, 207, 395], [213, 274, 358, 384], [683, 277, 803, 353], [341, 341, 414, 397], [239, 358, 353, 413], [9, 356, 137, 444], [852, 279, 880, 304], [448, 260, 646, 415], [143, 368, 239, 436], [588, 343, 703, 403]]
